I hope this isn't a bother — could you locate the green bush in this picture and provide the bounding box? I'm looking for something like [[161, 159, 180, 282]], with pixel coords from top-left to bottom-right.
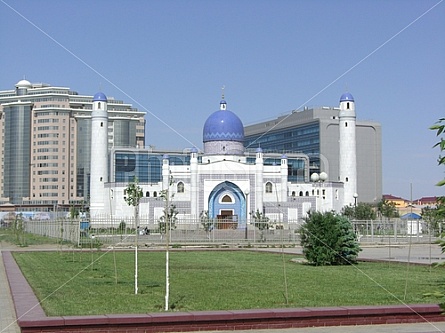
[[299, 211, 361, 266]]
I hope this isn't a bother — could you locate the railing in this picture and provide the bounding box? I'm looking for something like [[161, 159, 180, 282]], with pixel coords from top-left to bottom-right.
[[4, 217, 444, 248]]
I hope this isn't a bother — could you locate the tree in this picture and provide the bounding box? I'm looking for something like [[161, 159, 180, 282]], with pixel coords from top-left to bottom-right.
[[299, 211, 361, 266], [124, 177, 143, 295], [341, 203, 376, 220], [422, 205, 444, 236], [200, 210, 213, 239], [430, 118, 445, 216], [376, 198, 399, 220], [425, 118, 445, 308], [250, 210, 270, 242], [158, 203, 178, 234]]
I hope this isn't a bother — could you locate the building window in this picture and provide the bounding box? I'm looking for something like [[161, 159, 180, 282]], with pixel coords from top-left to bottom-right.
[[221, 195, 232, 203], [177, 182, 184, 193], [153, 191, 157, 197], [292, 191, 295, 197], [265, 182, 273, 193]]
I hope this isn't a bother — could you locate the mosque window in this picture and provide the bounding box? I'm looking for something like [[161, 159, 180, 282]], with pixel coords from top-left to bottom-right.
[[305, 191, 309, 196], [98, 102, 101, 109], [345, 122, 348, 127], [292, 191, 295, 197], [299, 191, 303, 196], [177, 182, 184, 193], [100, 122, 103, 127], [153, 191, 157, 197], [347, 102, 349, 109], [345, 177, 349, 182], [221, 195, 232, 203], [265, 182, 273, 193], [146, 191, 150, 197]]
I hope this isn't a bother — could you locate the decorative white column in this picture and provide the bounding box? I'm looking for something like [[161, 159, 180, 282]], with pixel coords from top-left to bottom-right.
[[255, 147, 263, 213], [190, 148, 198, 219], [162, 154, 170, 190], [90, 92, 108, 217], [280, 154, 288, 202], [339, 93, 357, 207]]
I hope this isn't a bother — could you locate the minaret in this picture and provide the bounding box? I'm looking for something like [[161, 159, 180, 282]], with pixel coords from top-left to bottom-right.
[[338, 92, 357, 207], [90, 92, 109, 217]]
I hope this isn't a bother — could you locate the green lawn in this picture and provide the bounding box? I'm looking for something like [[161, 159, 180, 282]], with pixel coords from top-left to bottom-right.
[[13, 250, 445, 316]]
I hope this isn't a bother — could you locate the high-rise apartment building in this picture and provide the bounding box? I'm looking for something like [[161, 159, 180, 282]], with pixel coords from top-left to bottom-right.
[[0, 79, 145, 207], [244, 97, 382, 204]]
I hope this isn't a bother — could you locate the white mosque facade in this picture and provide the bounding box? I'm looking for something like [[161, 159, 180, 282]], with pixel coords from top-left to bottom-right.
[[89, 93, 358, 229]]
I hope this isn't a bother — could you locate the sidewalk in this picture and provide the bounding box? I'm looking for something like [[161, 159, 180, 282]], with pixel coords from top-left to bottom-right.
[[196, 322, 445, 333], [0, 250, 20, 333]]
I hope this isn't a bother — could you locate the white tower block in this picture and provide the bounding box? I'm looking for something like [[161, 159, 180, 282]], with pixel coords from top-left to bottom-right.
[[90, 92, 109, 217], [339, 92, 357, 207]]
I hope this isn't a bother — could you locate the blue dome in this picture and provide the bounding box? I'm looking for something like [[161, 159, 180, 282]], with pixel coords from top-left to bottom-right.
[[340, 92, 354, 102], [93, 92, 107, 102], [203, 107, 244, 143]]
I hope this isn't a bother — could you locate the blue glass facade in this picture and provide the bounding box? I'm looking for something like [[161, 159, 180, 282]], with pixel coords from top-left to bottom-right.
[[113, 151, 192, 183], [244, 122, 320, 154], [244, 121, 320, 176], [3, 104, 32, 203]]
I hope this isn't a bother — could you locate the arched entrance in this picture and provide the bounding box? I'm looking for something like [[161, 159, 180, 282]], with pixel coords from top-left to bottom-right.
[[208, 181, 247, 229]]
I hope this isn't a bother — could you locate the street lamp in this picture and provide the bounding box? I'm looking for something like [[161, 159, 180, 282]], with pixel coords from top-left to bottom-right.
[[311, 172, 328, 211]]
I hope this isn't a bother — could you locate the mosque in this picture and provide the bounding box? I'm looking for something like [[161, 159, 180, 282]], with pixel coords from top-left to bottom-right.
[[89, 92, 358, 229]]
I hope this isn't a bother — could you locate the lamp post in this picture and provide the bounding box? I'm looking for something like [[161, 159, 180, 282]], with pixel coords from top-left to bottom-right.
[[353, 192, 359, 234], [311, 172, 328, 212]]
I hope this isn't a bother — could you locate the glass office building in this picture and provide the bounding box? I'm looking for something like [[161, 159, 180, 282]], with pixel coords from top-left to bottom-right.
[[244, 106, 382, 203]]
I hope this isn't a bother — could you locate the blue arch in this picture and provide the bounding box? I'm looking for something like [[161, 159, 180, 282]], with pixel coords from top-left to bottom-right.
[[208, 181, 247, 226]]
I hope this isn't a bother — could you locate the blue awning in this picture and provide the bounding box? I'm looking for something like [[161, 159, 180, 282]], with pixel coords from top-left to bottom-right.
[[400, 212, 422, 219]]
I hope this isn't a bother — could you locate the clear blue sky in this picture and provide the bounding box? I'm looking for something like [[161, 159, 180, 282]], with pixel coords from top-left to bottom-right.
[[1, 0, 444, 201]]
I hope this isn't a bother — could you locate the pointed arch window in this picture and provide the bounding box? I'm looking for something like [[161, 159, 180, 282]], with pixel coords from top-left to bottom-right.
[[222, 194, 232, 203], [177, 182, 184, 193], [265, 182, 273, 193]]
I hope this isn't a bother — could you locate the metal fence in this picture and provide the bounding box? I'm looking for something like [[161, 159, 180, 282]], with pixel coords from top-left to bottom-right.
[[5, 217, 445, 247]]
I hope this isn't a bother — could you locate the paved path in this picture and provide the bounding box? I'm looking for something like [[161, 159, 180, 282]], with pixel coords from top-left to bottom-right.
[[0, 250, 20, 333], [1, 243, 445, 333]]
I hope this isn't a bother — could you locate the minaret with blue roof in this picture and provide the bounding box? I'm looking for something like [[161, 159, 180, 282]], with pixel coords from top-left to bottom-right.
[[338, 92, 357, 207], [90, 92, 108, 217]]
